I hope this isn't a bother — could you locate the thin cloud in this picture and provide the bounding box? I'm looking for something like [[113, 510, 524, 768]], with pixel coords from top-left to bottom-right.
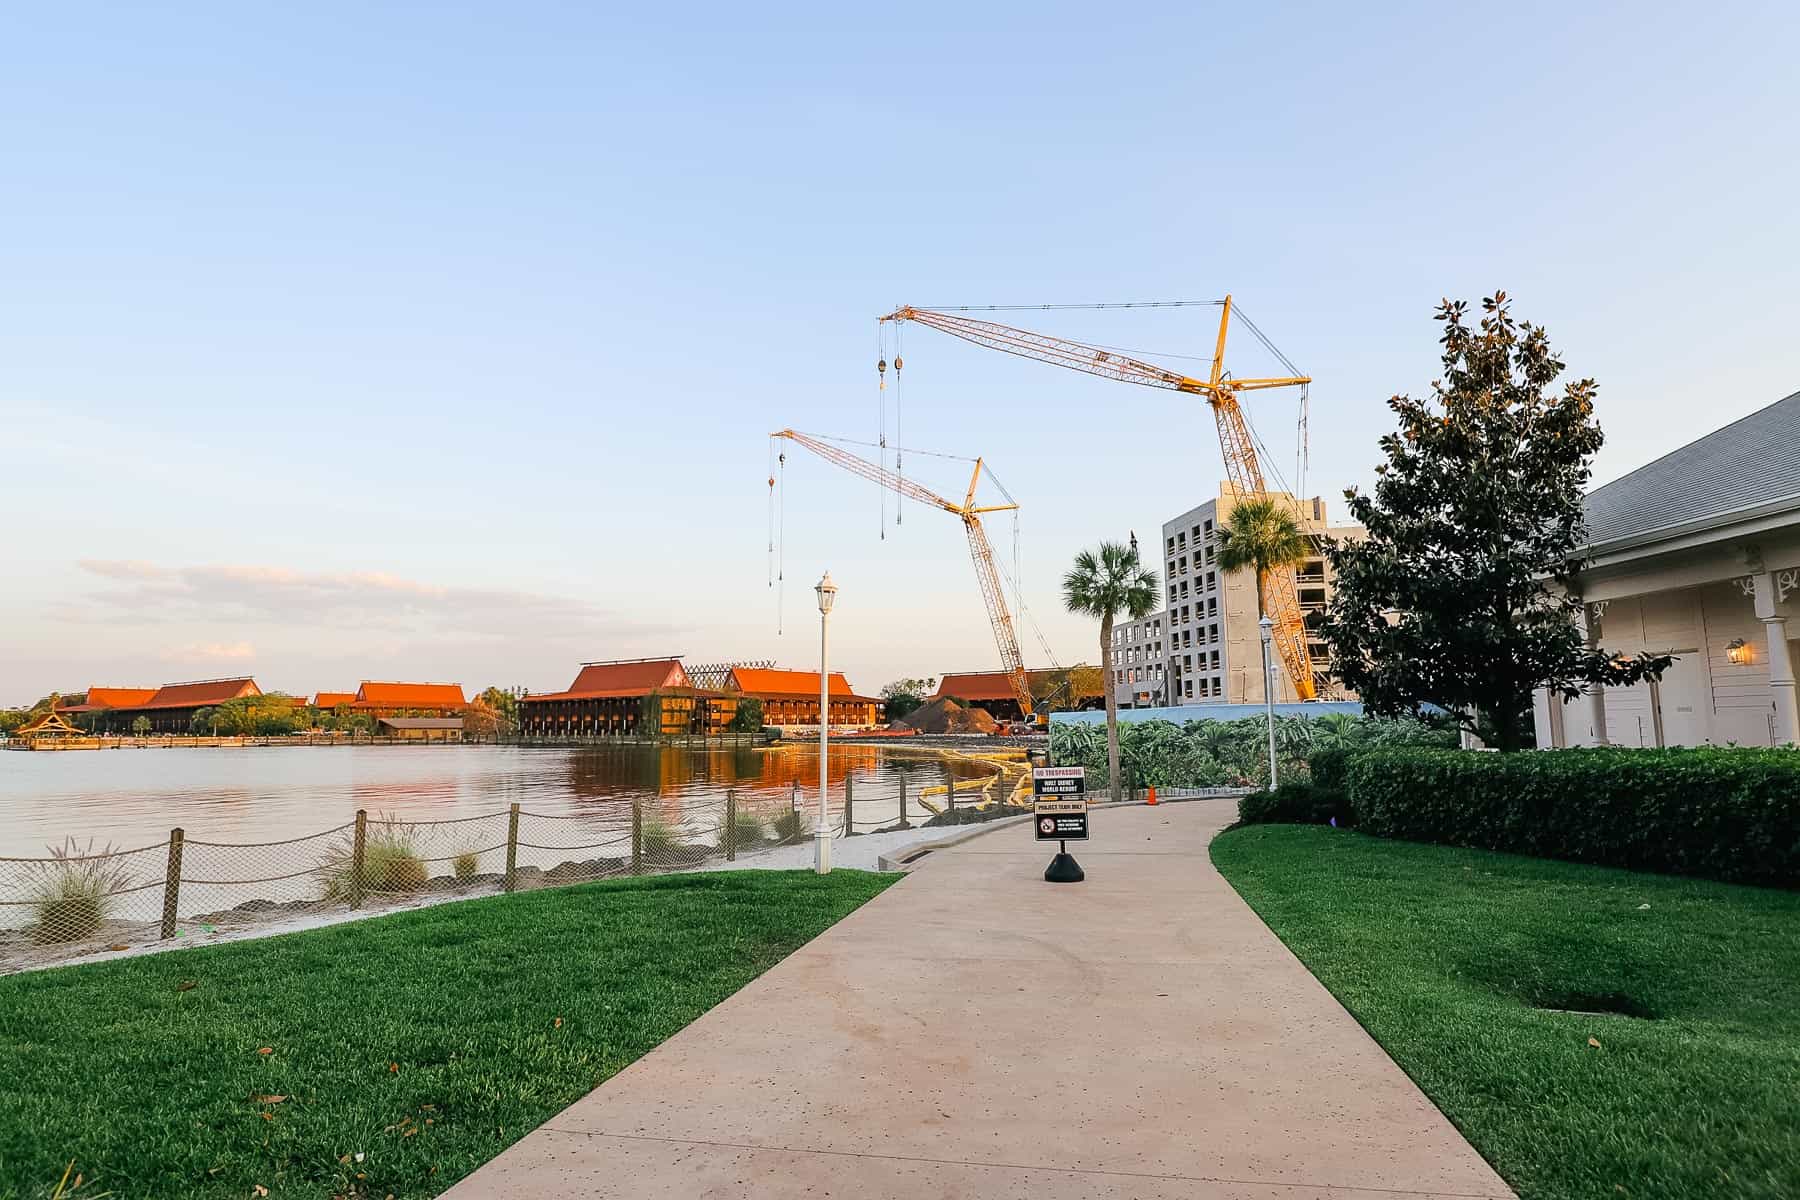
[[70, 559, 680, 639], [161, 640, 256, 662]]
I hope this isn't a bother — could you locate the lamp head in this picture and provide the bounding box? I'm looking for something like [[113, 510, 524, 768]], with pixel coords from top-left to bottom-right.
[[815, 571, 838, 615]]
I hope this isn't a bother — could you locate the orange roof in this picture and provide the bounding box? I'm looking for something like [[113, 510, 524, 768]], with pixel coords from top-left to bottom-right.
[[352, 681, 467, 708], [524, 658, 689, 703], [934, 671, 1022, 702], [729, 667, 877, 702], [934, 668, 1104, 703], [59, 686, 158, 713], [137, 677, 262, 710], [313, 692, 357, 708]]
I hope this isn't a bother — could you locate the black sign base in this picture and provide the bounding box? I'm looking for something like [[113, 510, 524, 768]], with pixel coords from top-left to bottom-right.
[[1044, 851, 1085, 883]]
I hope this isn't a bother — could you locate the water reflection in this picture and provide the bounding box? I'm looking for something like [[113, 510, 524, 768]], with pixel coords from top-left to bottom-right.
[[0, 743, 990, 856]]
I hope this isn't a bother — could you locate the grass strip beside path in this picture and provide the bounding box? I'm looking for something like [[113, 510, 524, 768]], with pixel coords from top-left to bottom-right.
[[1212, 826, 1800, 1200], [0, 869, 898, 1199]]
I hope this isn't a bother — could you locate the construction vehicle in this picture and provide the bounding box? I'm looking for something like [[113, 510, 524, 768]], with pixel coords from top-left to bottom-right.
[[769, 428, 1047, 728], [878, 297, 1320, 699]]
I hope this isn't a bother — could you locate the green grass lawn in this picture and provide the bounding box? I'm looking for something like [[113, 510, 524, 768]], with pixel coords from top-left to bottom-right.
[[1211, 826, 1800, 1200], [0, 869, 898, 1199]]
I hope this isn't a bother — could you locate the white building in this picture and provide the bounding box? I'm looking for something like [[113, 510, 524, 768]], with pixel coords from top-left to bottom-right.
[[1108, 608, 1168, 708], [1533, 390, 1800, 748], [1159, 485, 1363, 704]]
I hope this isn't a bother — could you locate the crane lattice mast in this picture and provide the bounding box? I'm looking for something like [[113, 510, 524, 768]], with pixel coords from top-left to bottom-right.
[[769, 429, 1038, 721], [879, 297, 1319, 700]]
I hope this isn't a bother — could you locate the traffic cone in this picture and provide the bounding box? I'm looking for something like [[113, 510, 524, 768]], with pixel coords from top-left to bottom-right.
[[1146, 786, 1158, 805]]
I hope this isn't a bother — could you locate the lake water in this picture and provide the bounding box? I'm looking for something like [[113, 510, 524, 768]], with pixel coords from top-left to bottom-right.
[[0, 742, 996, 859]]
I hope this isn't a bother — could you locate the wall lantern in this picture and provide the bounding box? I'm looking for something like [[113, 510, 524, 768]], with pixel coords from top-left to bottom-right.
[[1726, 638, 1752, 666]]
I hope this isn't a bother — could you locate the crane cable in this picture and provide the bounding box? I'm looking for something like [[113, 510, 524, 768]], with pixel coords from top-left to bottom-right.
[[876, 321, 887, 540], [894, 322, 904, 527]]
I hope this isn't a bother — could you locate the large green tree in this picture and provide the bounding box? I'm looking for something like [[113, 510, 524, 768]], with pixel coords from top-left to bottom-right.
[[1321, 292, 1668, 751], [880, 677, 936, 720], [1063, 541, 1159, 801]]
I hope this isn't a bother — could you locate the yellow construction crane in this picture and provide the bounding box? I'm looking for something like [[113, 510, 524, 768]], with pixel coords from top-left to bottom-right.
[[769, 428, 1041, 724], [878, 297, 1320, 700]]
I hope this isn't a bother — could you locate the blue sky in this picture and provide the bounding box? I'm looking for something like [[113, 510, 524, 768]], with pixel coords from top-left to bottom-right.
[[4, 2, 1797, 705]]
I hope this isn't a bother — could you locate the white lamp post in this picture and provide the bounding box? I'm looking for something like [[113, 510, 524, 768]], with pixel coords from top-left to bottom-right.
[[1259, 614, 1278, 789], [814, 571, 837, 875]]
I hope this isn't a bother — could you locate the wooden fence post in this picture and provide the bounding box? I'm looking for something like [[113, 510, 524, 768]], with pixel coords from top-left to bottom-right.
[[726, 789, 737, 861], [946, 764, 956, 812], [791, 781, 799, 812], [350, 809, 368, 909], [843, 775, 854, 835], [160, 828, 184, 940], [631, 798, 643, 874], [505, 803, 520, 892], [898, 777, 908, 827]]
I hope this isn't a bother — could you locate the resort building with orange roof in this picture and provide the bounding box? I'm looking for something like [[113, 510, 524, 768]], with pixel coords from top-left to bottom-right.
[[726, 666, 879, 730], [518, 658, 738, 738]]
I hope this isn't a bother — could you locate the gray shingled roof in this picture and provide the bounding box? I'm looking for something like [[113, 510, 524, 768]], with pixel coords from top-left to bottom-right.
[[1584, 389, 1800, 546]]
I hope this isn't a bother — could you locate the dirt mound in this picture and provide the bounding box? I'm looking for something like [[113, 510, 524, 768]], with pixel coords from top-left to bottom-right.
[[893, 697, 997, 735]]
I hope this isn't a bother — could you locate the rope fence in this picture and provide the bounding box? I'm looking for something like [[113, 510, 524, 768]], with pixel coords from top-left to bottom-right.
[[0, 790, 832, 972]]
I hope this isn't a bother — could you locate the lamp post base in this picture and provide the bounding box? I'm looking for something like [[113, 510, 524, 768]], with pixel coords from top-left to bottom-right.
[[813, 829, 832, 875], [1043, 852, 1084, 883]]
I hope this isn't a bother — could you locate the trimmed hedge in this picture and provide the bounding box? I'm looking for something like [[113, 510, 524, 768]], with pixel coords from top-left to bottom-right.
[[1238, 782, 1352, 827], [1347, 747, 1800, 887]]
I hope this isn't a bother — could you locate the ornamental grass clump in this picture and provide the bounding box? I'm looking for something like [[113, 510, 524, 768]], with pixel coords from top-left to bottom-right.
[[29, 839, 132, 944], [770, 808, 809, 845], [719, 809, 766, 852], [639, 816, 682, 857], [453, 849, 480, 881], [319, 819, 429, 900]]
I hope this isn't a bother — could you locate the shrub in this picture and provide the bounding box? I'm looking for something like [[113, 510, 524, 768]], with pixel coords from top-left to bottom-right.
[[1347, 746, 1800, 887], [29, 839, 132, 944], [1237, 782, 1350, 827], [453, 849, 480, 881]]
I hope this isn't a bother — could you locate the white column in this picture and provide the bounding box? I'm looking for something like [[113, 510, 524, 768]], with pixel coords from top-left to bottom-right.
[[1581, 603, 1609, 746], [1753, 570, 1800, 746]]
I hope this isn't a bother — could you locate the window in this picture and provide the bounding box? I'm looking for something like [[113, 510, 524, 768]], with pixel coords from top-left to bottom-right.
[[1178, 555, 1188, 574], [1204, 545, 1215, 564], [1203, 518, 1213, 536], [1206, 571, 1216, 589], [1168, 586, 1177, 606], [1184, 655, 1193, 670], [1184, 680, 1194, 698], [1177, 532, 1186, 550], [1210, 650, 1220, 669], [1207, 598, 1217, 617], [1192, 524, 1202, 541]]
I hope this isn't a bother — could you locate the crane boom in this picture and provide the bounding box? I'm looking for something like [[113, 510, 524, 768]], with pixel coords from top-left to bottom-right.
[[770, 429, 1038, 720], [881, 298, 1321, 700]]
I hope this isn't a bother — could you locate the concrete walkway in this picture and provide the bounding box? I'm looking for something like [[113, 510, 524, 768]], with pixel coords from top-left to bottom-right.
[[444, 800, 1514, 1199]]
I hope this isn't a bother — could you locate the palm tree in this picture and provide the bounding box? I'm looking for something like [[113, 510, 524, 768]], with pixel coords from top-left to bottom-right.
[[1217, 496, 1313, 681], [1215, 497, 1313, 622], [1063, 541, 1159, 802]]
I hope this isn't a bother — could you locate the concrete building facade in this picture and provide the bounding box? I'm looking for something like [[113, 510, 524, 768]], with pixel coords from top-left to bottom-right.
[[1108, 610, 1168, 708], [1533, 391, 1800, 748], [1157, 484, 1364, 705]]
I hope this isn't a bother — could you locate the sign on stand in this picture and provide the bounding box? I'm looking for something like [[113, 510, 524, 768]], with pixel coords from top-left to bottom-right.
[[1032, 767, 1088, 840], [1032, 766, 1087, 882]]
